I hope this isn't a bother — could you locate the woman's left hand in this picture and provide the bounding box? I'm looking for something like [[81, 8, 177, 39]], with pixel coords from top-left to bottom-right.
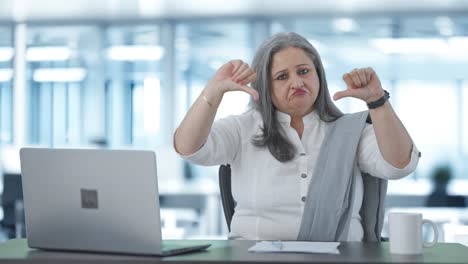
[[333, 67, 385, 103]]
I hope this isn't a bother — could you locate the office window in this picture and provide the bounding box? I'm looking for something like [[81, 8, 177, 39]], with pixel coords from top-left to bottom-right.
[[395, 81, 459, 178], [463, 82, 468, 156], [175, 21, 253, 121], [26, 25, 101, 146], [131, 77, 160, 146], [0, 26, 13, 143], [106, 25, 165, 147]]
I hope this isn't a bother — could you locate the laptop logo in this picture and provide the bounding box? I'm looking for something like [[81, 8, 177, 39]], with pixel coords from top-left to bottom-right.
[[81, 189, 98, 209]]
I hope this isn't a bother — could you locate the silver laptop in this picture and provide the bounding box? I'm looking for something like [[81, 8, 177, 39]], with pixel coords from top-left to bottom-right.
[[19, 148, 210, 256]]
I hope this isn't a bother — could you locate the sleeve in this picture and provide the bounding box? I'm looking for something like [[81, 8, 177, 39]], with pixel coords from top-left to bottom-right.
[[357, 124, 421, 180], [177, 116, 241, 166]]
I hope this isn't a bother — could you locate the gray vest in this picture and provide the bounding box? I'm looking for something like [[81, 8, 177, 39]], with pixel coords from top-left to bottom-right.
[[297, 111, 387, 242]]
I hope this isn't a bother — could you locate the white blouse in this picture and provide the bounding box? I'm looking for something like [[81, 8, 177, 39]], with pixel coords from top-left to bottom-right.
[[181, 110, 420, 241]]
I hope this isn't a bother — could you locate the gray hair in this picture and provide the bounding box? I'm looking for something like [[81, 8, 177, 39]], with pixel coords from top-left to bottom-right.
[[250, 32, 343, 162]]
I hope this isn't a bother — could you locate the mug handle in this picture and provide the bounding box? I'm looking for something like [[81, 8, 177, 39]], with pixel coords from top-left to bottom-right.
[[422, 219, 438, 248]]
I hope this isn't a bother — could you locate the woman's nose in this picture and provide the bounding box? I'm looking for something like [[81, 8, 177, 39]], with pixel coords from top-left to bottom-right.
[[290, 75, 304, 89]]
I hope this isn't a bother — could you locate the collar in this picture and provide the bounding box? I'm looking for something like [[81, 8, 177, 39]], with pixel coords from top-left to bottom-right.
[[276, 109, 319, 126]]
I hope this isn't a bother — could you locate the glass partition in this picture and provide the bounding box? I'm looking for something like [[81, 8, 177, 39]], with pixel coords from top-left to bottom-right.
[[175, 21, 253, 122], [0, 26, 13, 144], [105, 25, 165, 147], [463, 82, 468, 156], [395, 81, 459, 178], [26, 25, 101, 147]]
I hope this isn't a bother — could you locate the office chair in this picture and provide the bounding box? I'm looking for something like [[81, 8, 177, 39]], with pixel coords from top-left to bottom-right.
[[218, 164, 235, 232], [0, 172, 26, 238]]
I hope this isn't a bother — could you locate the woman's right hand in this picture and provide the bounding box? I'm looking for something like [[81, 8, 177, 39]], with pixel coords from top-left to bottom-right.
[[205, 60, 259, 101], [174, 60, 259, 155]]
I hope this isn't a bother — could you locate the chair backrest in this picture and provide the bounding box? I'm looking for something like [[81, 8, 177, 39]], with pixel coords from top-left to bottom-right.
[[1, 173, 25, 238], [218, 164, 235, 232]]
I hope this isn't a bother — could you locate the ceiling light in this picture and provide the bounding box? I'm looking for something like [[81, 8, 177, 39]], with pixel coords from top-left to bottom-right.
[[370, 38, 446, 54], [107, 45, 164, 61], [26, 46, 71, 61], [0, 69, 13, 82], [33, 68, 86, 82], [0, 47, 14, 62], [333, 18, 358, 33]]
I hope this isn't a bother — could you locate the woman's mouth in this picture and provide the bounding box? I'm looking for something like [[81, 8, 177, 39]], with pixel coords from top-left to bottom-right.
[[292, 89, 307, 96]]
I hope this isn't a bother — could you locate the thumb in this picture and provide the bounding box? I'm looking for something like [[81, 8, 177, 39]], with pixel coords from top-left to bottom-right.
[[333, 90, 352, 101], [238, 85, 259, 101]]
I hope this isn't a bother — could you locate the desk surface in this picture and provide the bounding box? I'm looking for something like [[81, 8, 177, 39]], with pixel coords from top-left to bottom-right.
[[0, 239, 467, 264]]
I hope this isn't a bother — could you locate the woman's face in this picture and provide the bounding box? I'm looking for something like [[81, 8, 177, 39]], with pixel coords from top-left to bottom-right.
[[270, 47, 320, 117]]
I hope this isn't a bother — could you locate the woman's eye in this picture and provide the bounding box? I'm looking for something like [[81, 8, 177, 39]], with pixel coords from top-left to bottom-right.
[[298, 68, 310, 75], [276, 74, 288, 80]]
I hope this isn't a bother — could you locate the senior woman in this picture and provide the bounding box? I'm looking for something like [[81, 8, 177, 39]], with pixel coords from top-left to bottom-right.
[[174, 32, 420, 242]]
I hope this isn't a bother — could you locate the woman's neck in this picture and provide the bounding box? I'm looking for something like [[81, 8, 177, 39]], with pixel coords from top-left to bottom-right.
[[290, 116, 304, 139]]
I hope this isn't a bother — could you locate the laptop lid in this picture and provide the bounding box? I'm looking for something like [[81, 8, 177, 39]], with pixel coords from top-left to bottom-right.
[[20, 148, 167, 255]]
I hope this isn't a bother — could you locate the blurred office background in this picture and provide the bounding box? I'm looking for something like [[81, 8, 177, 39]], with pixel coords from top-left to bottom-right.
[[0, 0, 467, 243]]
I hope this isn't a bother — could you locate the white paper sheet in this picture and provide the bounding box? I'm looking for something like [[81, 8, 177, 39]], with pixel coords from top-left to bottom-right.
[[248, 241, 340, 254]]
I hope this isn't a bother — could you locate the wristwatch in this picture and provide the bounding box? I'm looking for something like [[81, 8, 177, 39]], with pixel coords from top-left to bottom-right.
[[367, 90, 390, 109]]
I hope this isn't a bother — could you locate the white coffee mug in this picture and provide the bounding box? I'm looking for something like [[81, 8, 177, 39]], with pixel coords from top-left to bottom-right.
[[388, 212, 438, 255]]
